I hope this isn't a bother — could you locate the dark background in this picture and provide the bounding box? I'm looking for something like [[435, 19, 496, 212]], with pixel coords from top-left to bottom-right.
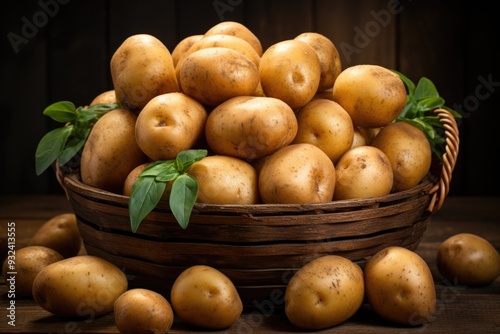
[[1, 0, 499, 196]]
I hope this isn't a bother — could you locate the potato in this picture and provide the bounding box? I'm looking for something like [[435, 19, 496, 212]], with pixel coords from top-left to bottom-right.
[[2, 246, 63, 298], [372, 121, 432, 191], [187, 155, 260, 205], [259, 39, 321, 110], [179, 47, 259, 106], [364, 246, 436, 326], [135, 92, 208, 161], [204, 20, 263, 56], [171, 34, 203, 67], [114, 288, 174, 334], [292, 98, 354, 163], [295, 32, 342, 92], [32, 255, 128, 318], [351, 126, 370, 149], [285, 255, 364, 330], [175, 34, 261, 84], [333, 146, 393, 200], [205, 96, 298, 160], [81, 108, 147, 193], [29, 213, 81, 258], [123, 163, 150, 196], [110, 34, 178, 113], [90, 89, 117, 106], [436, 233, 500, 286], [332, 64, 407, 128], [259, 143, 336, 204], [170, 265, 242, 329]]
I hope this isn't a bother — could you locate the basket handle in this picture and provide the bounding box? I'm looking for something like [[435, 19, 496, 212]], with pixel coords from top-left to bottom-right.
[[427, 108, 460, 213]]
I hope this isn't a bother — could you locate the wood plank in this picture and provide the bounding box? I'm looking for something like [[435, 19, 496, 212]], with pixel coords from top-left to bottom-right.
[[176, 0, 245, 41], [245, 0, 314, 50], [315, 0, 397, 69], [1, 2, 50, 194], [108, 0, 177, 52]]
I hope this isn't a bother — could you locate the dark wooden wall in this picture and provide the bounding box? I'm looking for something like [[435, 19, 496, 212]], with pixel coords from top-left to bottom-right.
[[1, 0, 499, 196]]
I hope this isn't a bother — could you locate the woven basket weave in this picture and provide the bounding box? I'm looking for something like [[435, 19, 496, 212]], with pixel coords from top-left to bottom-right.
[[59, 108, 459, 308]]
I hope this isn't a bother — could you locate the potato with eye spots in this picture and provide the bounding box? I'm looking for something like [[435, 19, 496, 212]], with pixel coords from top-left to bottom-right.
[[179, 47, 260, 106], [135, 92, 208, 161], [170, 265, 243, 329], [110, 34, 179, 113], [259, 39, 321, 110], [332, 64, 407, 128], [204, 95, 298, 160], [436, 233, 500, 286], [285, 255, 364, 330], [32, 255, 128, 318], [364, 246, 436, 326]]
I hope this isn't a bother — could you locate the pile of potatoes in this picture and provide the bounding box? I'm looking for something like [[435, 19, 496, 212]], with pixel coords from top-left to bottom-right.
[[81, 21, 433, 205]]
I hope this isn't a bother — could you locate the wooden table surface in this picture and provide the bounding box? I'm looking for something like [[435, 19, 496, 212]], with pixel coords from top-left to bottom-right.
[[1, 195, 499, 333]]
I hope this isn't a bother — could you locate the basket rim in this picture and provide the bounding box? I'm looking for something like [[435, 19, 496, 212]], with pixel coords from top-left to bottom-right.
[[63, 171, 435, 215]]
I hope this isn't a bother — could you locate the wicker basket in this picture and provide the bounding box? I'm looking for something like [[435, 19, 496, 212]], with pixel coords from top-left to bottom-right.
[[59, 108, 459, 309]]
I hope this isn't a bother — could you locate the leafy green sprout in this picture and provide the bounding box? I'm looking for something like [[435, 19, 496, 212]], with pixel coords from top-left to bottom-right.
[[129, 149, 208, 232], [35, 101, 119, 176], [392, 71, 462, 160]]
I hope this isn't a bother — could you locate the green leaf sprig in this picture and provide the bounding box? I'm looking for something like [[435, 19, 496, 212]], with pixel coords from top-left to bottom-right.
[[129, 149, 207, 232], [393, 71, 461, 160], [35, 101, 119, 175]]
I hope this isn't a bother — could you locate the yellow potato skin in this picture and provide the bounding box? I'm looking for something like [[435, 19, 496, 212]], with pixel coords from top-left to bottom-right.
[[204, 20, 263, 56], [32, 255, 128, 318], [259, 143, 336, 204], [114, 288, 174, 334], [259, 39, 321, 110], [170, 265, 243, 330], [110, 34, 178, 113], [179, 47, 259, 106], [295, 32, 342, 92], [135, 92, 208, 161], [175, 34, 261, 84], [187, 155, 260, 205], [436, 233, 500, 286], [205, 96, 298, 160], [333, 146, 393, 200], [332, 64, 407, 128], [80, 108, 147, 194], [171, 34, 203, 67], [364, 246, 436, 326], [2, 246, 63, 298], [89, 89, 116, 106], [371, 121, 432, 192], [29, 213, 81, 258], [285, 255, 364, 330], [292, 98, 354, 164]]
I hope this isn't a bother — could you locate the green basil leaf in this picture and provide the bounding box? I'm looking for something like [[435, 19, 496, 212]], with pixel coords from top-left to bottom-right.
[[169, 174, 198, 229], [140, 160, 176, 177], [43, 101, 77, 123], [129, 176, 167, 233], [35, 125, 73, 175], [416, 96, 445, 112], [414, 77, 439, 100], [175, 149, 208, 173], [156, 169, 179, 182], [58, 135, 87, 166]]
